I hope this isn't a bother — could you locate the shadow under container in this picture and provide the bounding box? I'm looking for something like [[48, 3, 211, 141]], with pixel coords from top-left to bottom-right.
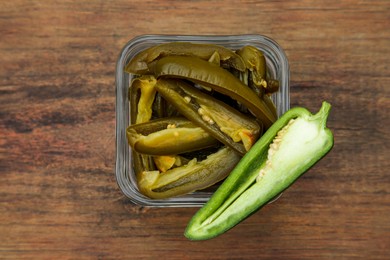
[[115, 34, 290, 207]]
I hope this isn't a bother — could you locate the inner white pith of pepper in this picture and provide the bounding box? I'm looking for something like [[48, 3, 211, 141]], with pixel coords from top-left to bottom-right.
[[256, 116, 323, 183]]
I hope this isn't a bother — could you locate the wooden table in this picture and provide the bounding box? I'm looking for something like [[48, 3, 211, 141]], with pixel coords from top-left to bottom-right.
[[1, 1, 389, 259]]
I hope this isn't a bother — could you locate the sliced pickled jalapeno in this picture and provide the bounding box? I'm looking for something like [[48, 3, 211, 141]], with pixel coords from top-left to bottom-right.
[[153, 155, 190, 173], [137, 147, 241, 199], [237, 45, 267, 89], [129, 75, 157, 124], [149, 55, 276, 128], [127, 117, 220, 156], [125, 42, 246, 75], [155, 79, 261, 155], [207, 51, 221, 66], [129, 75, 156, 175]]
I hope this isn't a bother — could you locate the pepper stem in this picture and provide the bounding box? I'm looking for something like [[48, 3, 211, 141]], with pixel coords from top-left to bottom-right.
[[311, 101, 331, 128]]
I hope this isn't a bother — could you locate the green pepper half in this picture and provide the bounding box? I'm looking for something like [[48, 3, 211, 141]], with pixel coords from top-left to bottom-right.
[[185, 102, 334, 240]]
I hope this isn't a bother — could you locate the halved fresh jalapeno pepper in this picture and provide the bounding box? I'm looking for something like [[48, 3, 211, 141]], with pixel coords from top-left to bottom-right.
[[137, 146, 241, 199], [149, 55, 276, 128], [155, 79, 261, 155], [185, 102, 334, 240], [125, 42, 246, 75], [127, 117, 220, 156]]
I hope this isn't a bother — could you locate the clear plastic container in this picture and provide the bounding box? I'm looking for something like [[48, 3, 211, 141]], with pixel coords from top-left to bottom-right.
[[115, 34, 290, 207]]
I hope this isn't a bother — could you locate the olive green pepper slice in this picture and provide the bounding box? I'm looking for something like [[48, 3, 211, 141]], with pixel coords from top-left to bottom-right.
[[133, 152, 156, 175], [127, 117, 220, 156], [245, 73, 278, 120], [149, 56, 276, 128], [237, 45, 267, 88], [129, 75, 157, 124], [177, 80, 261, 151], [208, 51, 221, 66], [128, 75, 158, 174], [137, 147, 241, 199], [155, 79, 261, 155], [153, 92, 181, 118], [152, 92, 166, 118], [153, 155, 190, 173], [237, 45, 280, 95], [263, 94, 278, 118], [125, 42, 246, 75]]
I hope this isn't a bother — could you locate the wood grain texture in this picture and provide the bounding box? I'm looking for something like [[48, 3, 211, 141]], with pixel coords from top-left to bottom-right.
[[1, 0, 389, 259]]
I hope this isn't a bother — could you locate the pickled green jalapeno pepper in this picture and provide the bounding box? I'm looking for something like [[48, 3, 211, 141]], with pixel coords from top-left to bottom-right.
[[133, 152, 156, 175], [152, 93, 167, 118], [237, 46, 278, 118], [238, 46, 280, 116], [137, 147, 241, 199], [237, 45, 280, 95], [185, 102, 334, 240], [154, 79, 261, 155], [149, 55, 276, 128], [127, 117, 220, 156], [129, 75, 157, 124], [153, 155, 191, 173], [263, 94, 278, 118], [237, 45, 267, 89], [129, 75, 159, 174], [243, 72, 278, 120], [125, 42, 246, 75], [207, 51, 221, 66]]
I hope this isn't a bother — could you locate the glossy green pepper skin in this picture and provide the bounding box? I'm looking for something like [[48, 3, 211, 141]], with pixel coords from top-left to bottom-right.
[[127, 117, 219, 156], [125, 42, 246, 75], [185, 102, 334, 240], [155, 79, 261, 155], [149, 55, 276, 128]]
